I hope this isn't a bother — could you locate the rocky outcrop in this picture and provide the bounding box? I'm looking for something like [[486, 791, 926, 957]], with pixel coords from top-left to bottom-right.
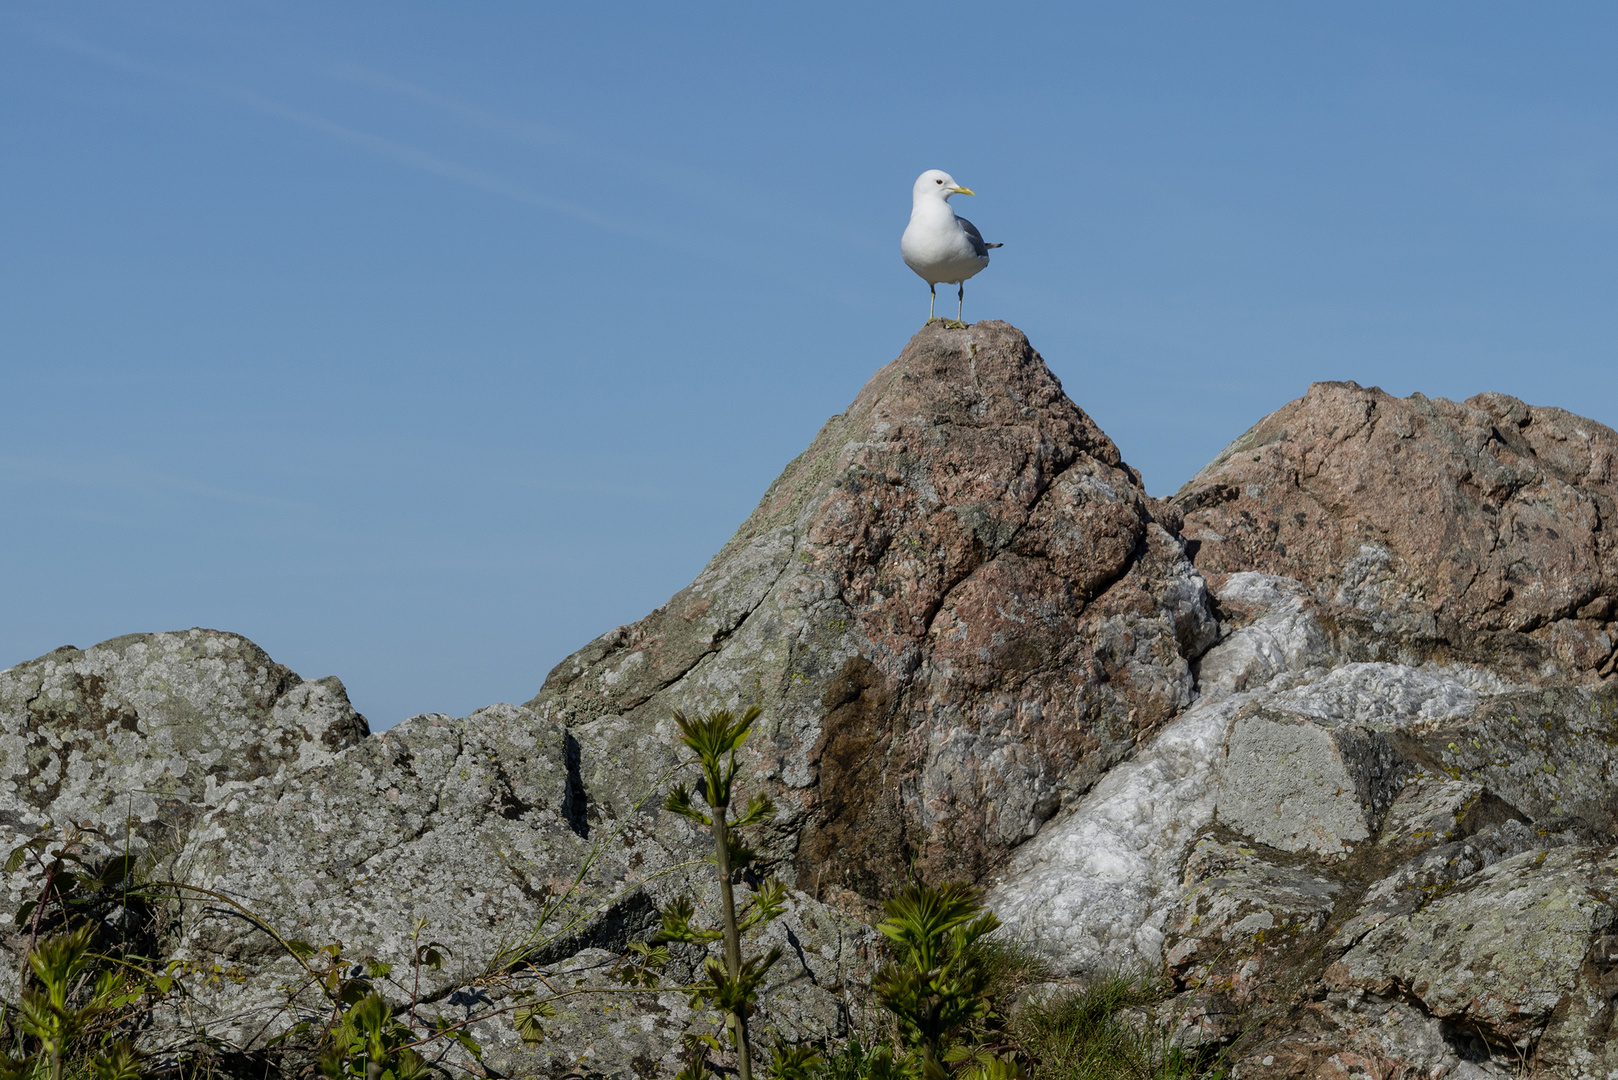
[[527, 320, 1217, 896], [991, 559, 1618, 1076], [991, 376, 1618, 1076], [0, 631, 873, 1078], [11, 331, 1618, 1078], [1173, 381, 1618, 679]]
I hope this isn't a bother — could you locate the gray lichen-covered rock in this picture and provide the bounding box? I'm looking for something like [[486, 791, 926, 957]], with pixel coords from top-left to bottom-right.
[[1392, 681, 1618, 832], [1164, 838, 1342, 1018], [1371, 775, 1525, 863], [0, 629, 366, 841], [1215, 709, 1413, 859], [1327, 845, 1618, 1046], [0, 631, 874, 1079]]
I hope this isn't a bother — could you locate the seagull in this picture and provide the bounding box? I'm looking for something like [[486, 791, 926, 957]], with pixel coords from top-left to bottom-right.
[[900, 169, 1002, 325]]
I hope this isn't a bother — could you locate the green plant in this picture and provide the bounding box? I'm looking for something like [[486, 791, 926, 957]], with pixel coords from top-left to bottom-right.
[[0, 825, 191, 1080], [0, 924, 166, 1080], [872, 882, 1009, 1080], [15, 926, 101, 1080], [767, 1040, 826, 1080], [273, 932, 487, 1074], [659, 706, 789, 1080], [317, 992, 430, 1080], [819, 1037, 908, 1080], [1004, 974, 1223, 1080]]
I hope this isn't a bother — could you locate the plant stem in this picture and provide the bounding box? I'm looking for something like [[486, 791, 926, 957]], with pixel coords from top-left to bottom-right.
[[711, 804, 751, 1080]]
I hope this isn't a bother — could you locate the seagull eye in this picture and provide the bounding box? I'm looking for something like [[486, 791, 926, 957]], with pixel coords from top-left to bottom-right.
[[935, 178, 944, 184]]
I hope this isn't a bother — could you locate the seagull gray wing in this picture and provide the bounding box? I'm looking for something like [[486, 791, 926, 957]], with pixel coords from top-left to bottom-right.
[[955, 216, 1002, 256]]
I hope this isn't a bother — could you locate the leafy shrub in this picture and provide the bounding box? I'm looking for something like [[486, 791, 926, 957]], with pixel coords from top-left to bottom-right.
[[1, 826, 184, 1080], [657, 706, 809, 1080]]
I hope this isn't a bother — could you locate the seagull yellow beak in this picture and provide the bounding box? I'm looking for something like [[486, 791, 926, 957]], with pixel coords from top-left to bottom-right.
[[950, 185, 976, 195]]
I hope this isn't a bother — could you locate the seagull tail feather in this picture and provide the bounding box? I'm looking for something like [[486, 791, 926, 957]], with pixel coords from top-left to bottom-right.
[[985, 242, 1004, 249]]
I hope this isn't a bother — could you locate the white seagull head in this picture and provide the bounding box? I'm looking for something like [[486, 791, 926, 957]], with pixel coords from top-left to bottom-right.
[[913, 169, 974, 203]]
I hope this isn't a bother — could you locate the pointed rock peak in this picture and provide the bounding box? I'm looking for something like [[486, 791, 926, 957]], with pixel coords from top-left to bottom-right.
[[716, 320, 1127, 563], [529, 321, 1216, 897]]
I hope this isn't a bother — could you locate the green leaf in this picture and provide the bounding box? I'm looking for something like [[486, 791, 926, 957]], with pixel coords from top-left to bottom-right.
[[445, 1027, 482, 1061], [286, 939, 316, 961], [739, 879, 788, 932], [767, 1041, 824, 1080], [267, 1019, 313, 1047], [723, 837, 760, 871], [4, 843, 31, 874], [730, 792, 776, 830], [338, 980, 371, 1006], [513, 1000, 555, 1046], [611, 940, 670, 987], [12, 900, 37, 928], [664, 784, 712, 826], [99, 854, 138, 886], [88, 1041, 144, 1080], [655, 896, 723, 945], [670, 707, 762, 810]]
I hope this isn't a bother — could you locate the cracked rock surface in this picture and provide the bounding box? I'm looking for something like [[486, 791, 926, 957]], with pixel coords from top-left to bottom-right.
[[992, 541, 1618, 1076], [1172, 379, 1618, 679], [0, 632, 874, 1079], [528, 320, 1218, 895]]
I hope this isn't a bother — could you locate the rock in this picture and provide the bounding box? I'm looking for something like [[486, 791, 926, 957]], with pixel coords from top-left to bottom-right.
[[1174, 381, 1618, 678], [983, 569, 1339, 977], [1229, 996, 1510, 1080], [986, 688, 1247, 976], [0, 629, 366, 844], [1327, 845, 1618, 1048], [1213, 661, 1523, 859], [1371, 775, 1525, 864], [1390, 680, 1618, 835], [1163, 838, 1342, 1022], [0, 632, 874, 1078], [1196, 572, 1334, 698], [527, 321, 1218, 894], [1216, 711, 1407, 860], [991, 651, 1518, 975]]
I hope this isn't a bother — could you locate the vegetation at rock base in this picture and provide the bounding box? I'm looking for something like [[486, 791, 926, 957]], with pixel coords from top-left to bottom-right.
[[0, 824, 178, 1080], [818, 893, 1227, 1080], [656, 706, 793, 1080], [999, 976, 1226, 1080], [868, 882, 1016, 1079], [0, 822, 654, 1080]]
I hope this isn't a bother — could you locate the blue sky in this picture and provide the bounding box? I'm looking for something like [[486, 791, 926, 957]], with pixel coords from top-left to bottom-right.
[[4, 4, 1616, 727]]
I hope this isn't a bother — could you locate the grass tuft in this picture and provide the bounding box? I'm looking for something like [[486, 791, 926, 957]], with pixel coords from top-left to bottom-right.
[[1004, 975, 1225, 1080]]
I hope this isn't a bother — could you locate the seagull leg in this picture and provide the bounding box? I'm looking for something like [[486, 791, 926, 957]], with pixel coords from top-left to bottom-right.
[[929, 283, 936, 322], [957, 283, 965, 325]]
